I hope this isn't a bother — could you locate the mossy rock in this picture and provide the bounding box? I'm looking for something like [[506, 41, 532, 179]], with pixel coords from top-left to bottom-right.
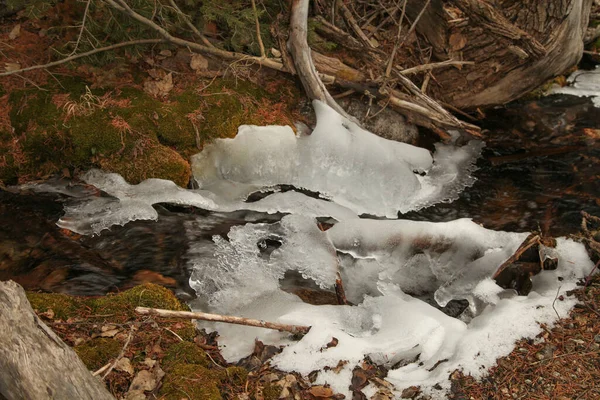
[[4, 81, 191, 186], [2, 73, 301, 186], [27, 283, 188, 321], [159, 364, 223, 400], [27, 292, 87, 320], [159, 360, 248, 400], [90, 283, 189, 318], [163, 342, 209, 368], [74, 338, 122, 370]]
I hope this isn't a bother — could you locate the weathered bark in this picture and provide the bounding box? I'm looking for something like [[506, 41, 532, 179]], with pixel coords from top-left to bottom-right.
[[288, 0, 352, 118], [434, 0, 593, 108], [405, 0, 448, 57], [0, 280, 114, 400]]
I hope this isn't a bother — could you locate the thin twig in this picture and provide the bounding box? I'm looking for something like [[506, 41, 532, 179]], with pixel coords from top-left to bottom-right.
[[166, 0, 214, 48], [398, 59, 475, 75], [0, 39, 165, 77], [103, 0, 284, 71], [92, 362, 112, 377], [250, 0, 266, 58], [385, 0, 407, 78], [164, 327, 184, 341], [338, 0, 375, 49], [102, 325, 135, 379], [398, 0, 431, 49], [69, 0, 92, 56], [584, 259, 600, 289], [135, 306, 311, 335]]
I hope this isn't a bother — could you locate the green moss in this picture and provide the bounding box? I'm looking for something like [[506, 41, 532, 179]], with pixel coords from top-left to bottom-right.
[[2, 74, 300, 185], [159, 364, 223, 400], [172, 323, 198, 342], [69, 111, 124, 162], [90, 283, 188, 318], [8, 90, 62, 134], [26, 292, 86, 320], [75, 338, 122, 370], [223, 366, 248, 386], [262, 384, 283, 400], [163, 342, 209, 368], [307, 19, 338, 53], [98, 140, 191, 187], [27, 283, 186, 321]]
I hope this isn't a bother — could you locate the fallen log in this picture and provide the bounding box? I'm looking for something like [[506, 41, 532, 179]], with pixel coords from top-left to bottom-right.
[[0, 280, 114, 400], [135, 307, 311, 335]]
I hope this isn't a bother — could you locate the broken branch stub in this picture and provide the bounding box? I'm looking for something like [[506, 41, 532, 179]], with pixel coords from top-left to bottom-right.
[[135, 307, 311, 335]]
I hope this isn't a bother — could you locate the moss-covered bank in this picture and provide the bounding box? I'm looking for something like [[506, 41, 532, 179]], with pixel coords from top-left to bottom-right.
[[26, 283, 249, 399], [1, 74, 302, 187]]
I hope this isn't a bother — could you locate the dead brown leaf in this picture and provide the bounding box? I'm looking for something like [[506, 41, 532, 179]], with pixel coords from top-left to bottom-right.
[[309, 385, 333, 398]]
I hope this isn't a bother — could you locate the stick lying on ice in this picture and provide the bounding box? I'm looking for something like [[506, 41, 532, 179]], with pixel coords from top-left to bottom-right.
[[135, 307, 311, 335]]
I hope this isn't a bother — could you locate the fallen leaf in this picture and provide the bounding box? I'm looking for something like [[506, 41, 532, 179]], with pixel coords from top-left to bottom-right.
[[401, 386, 420, 399], [143, 72, 173, 98], [449, 33, 467, 51], [143, 357, 157, 368], [115, 357, 134, 375], [190, 53, 209, 72], [128, 370, 156, 392], [40, 308, 55, 319], [326, 337, 338, 348], [309, 385, 333, 398], [127, 366, 164, 393], [5, 62, 21, 72], [9, 25, 20, 40]]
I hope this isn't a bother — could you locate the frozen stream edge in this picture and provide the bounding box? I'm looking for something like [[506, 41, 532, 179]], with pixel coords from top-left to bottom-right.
[[29, 100, 595, 398]]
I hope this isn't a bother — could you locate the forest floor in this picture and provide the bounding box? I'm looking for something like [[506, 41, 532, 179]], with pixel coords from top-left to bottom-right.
[[2, 4, 600, 400], [24, 274, 600, 400]]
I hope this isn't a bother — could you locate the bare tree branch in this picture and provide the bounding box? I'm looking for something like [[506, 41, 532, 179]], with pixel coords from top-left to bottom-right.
[[250, 0, 266, 58], [135, 307, 311, 335], [103, 0, 285, 71], [166, 0, 215, 48], [0, 39, 165, 77], [288, 0, 355, 120]]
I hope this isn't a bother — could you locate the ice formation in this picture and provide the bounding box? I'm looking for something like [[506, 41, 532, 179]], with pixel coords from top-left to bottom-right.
[[57, 170, 218, 234], [551, 66, 600, 107], [192, 100, 483, 217], [33, 100, 595, 398], [187, 216, 593, 398], [57, 100, 481, 234]]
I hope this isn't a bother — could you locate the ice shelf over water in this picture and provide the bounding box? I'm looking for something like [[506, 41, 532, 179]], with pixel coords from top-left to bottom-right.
[[36, 100, 595, 398], [551, 66, 600, 107], [188, 216, 593, 399], [192, 100, 483, 217], [56, 101, 482, 235]]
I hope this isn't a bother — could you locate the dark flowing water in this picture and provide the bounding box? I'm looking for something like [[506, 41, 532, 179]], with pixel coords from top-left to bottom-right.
[[1, 94, 599, 297]]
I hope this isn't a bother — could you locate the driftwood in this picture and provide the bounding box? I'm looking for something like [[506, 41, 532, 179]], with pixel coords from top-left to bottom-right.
[[288, 0, 353, 119], [0, 281, 114, 400], [135, 307, 311, 335]]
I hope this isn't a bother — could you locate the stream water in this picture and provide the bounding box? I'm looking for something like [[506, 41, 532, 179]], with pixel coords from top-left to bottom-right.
[[1, 92, 599, 299]]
